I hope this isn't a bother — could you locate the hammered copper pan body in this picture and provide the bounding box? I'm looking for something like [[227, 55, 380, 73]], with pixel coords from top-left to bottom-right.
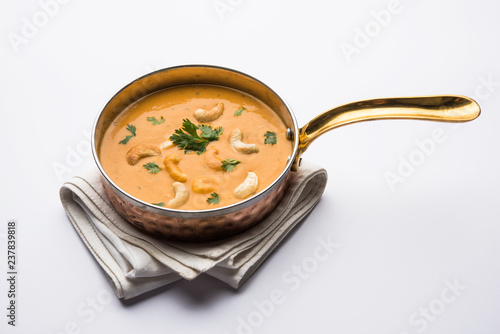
[[92, 65, 480, 242], [102, 173, 290, 240], [92, 65, 299, 241]]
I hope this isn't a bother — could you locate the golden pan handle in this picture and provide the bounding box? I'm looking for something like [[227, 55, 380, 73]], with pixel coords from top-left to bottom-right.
[[292, 95, 481, 171]]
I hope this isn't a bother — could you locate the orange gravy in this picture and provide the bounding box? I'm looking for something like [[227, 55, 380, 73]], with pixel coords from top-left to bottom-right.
[[99, 85, 293, 210]]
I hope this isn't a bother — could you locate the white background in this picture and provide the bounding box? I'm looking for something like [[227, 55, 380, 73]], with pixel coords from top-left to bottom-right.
[[1, 0, 499, 333]]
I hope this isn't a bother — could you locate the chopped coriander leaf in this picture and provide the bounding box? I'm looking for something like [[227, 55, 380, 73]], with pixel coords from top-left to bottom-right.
[[234, 107, 245, 116], [119, 135, 134, 145], [125, 124, 137, 136], [147, 116, 165, 125], [206, 192, 220, 205], [152, 202, 165, 207], [198, 125, 223, 141], [221, 159, 241, 172], [143, 162, 161, 174], [169, 119, 223, 155], [118, 124, 137, 144], [170, 119, 208, 154], [264, 131, 277, 145]]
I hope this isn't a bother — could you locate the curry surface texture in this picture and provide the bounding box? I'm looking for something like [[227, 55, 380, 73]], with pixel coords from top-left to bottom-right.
[[99, 85, 293, 210]]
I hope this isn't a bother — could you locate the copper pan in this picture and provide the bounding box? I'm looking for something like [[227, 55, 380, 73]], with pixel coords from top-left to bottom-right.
[[92, 65, 480, 241]]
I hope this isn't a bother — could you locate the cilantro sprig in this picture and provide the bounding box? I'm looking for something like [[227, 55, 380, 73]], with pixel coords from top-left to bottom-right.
[[143, 162, 161, 174], [169, 119, 223, 155], [119, 124, 137, 144], [207, 193, 220, 205], [151, 202, 165, 207], [199, 124, 224, 141], [264, 131, 277, 145], [147, 116, 165, 125], [221, 159, 241, 172], [234, 107, 245, 116]]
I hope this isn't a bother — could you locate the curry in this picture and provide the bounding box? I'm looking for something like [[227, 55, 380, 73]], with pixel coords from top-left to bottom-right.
[[99, 84, 293, 210]]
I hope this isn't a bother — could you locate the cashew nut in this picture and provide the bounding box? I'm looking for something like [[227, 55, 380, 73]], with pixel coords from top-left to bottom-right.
[[234, 172, 259, 199], [193, 103, 224, 123], [160, 140, 174, 150], [163, 154, 187, 182], [192, 177, 217, 194], [205, 147, 223, 170], [168, 182, 189, 208], [126, 144, 161, 165], [229, 129, 259, 154]]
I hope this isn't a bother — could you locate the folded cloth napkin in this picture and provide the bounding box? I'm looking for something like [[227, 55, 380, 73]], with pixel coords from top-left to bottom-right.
[[59, 161, 327, 300]]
